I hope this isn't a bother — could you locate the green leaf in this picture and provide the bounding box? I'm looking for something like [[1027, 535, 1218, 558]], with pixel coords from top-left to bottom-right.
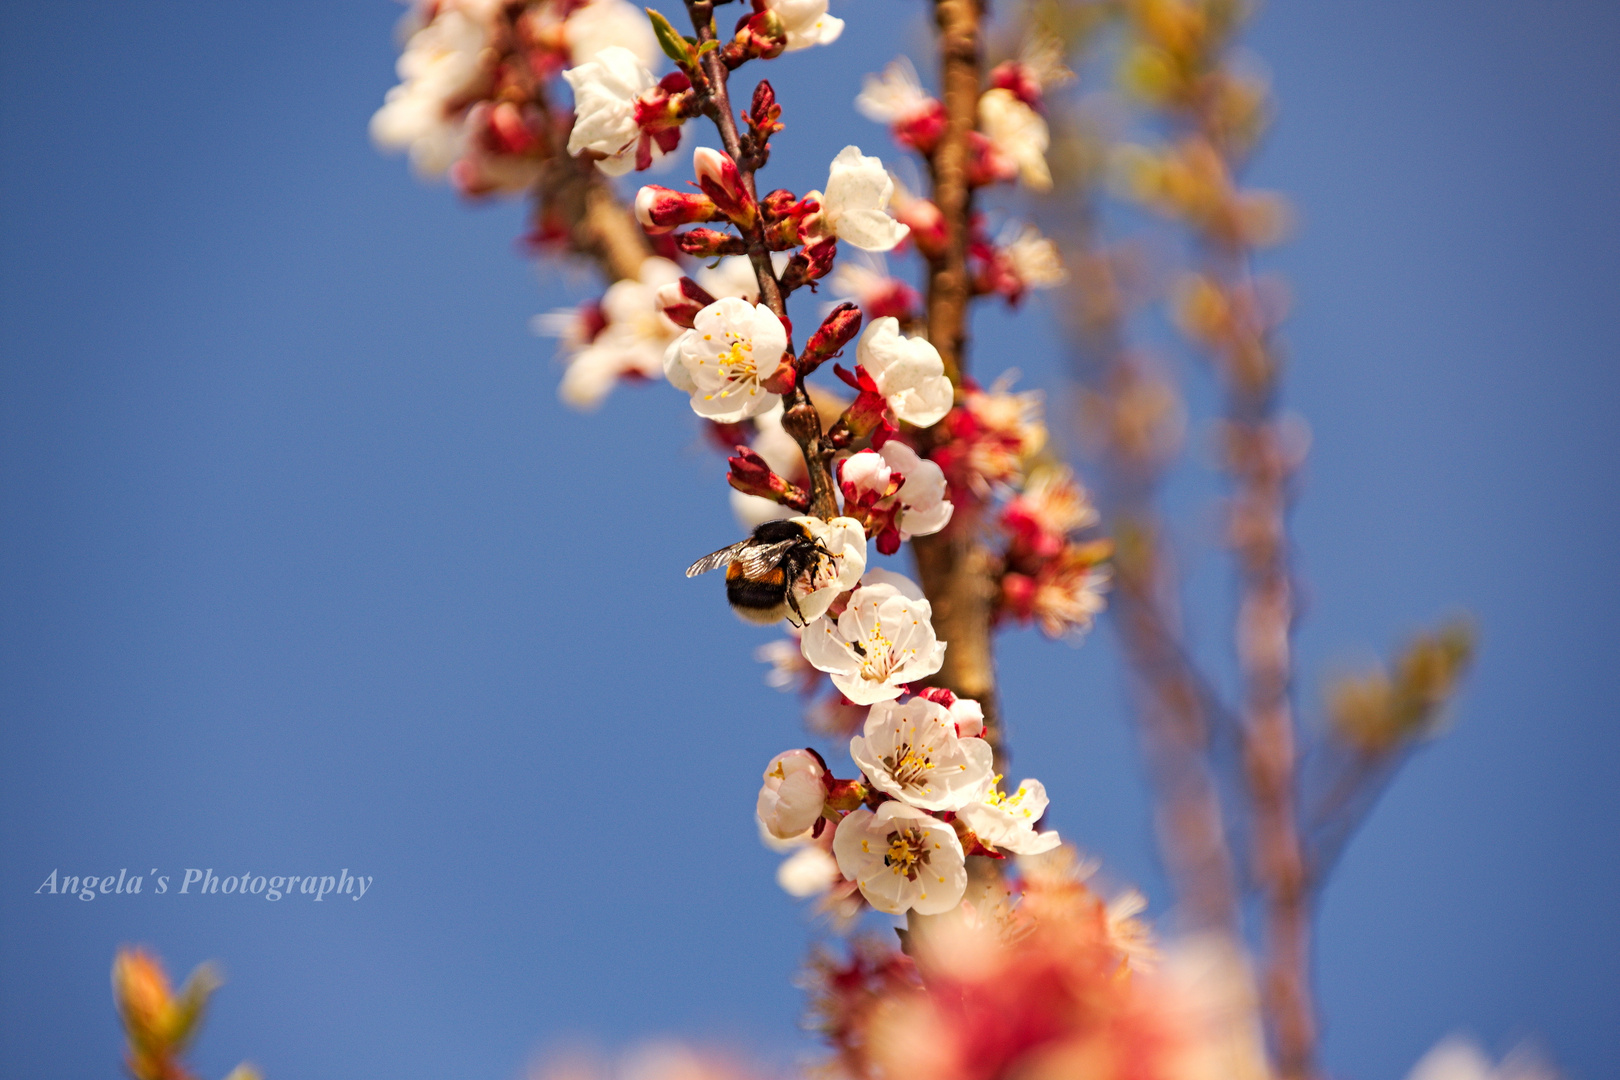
[[646, 8, 693, 66]]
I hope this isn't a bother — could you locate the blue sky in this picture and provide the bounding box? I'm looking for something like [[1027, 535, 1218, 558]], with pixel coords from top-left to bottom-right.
[[1, 2, 1616, 1078]]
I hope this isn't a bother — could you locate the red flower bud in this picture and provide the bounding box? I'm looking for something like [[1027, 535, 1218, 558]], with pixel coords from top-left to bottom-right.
[[799, 302, 863, 375], [636, 185, 720, 235], [675, 228, 749, 257], [747, 79, 785, 141], [694, 147, 757, 229], [727, 446, 810, 511]]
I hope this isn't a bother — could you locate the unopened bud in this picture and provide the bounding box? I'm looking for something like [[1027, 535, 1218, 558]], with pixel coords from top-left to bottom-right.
[[747, 79, 785, 140], [799, 302, 862, 375], [676, 227, 749, 257], [780, 236, 837, 293], [636, 185, 720, 235], [727, 446, 809, 510], [727, 9, 788, 64], [694, 147, 757, 229]]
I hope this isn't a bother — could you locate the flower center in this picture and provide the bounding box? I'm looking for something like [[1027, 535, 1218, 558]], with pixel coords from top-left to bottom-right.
[[883, 827, 932, 881], [705, 333, 759, 401], [881, 740, 935, 791], [855, 625, 911, 684]]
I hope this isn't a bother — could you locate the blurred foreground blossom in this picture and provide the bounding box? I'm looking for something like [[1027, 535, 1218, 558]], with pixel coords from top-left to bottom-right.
[[112, 947, 258, 1080], [1406, 1037, 1558, 1080]]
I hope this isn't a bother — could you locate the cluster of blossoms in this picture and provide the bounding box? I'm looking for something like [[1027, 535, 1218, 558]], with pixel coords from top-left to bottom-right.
[[757, 672, 1063, 917], [371, 0, 666, 193], [802, 851, 1286, 1080]]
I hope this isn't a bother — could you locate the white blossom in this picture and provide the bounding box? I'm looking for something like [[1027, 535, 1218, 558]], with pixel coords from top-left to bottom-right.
[[856, 317, 954, 428], [812, 147, 910, 253], [978, 88, 1052, 192], [563, 46, 656, 177], [789, 516, 868, 623], [832, 800, 966, 915], [762, 0, 844, 51], [800, 568, 945, 704], [850, 697, 993, 811], [855, 57, 934, 124], [957, 778, 1062, 854], [564, 0, 661, 69], [946, 696, 984, 738], [1406, 1038, 1557, 1080], [777, 845, 842, 897], [370, 9, 492, 176], [842, 440, 952, 540], [536, 257, 683, 409], [1000, 223, 1068, 288], [757, 749, 827, 840], [697, 252, 792, 305], [663, 296, 788, 423], [1105, 890, 1160, 972]]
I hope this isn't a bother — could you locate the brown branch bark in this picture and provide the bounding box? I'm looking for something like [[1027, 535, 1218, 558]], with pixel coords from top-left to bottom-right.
[[924, 0, 981, 385], [911, 0, 1003, 756]]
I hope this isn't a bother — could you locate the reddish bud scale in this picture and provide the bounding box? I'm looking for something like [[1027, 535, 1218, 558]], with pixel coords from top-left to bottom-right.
[[747, 79, 784, 141]]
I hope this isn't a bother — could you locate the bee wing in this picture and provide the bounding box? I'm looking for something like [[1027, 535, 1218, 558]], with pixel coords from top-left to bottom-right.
[[736, 539, 799, 578], [686, 540, 750, 578]]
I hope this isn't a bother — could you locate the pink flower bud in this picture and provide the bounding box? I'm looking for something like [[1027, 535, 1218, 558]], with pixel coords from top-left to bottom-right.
[[780, 236, 837, 293], [635, 185, 721, 235], [747, 80, 784, 141]]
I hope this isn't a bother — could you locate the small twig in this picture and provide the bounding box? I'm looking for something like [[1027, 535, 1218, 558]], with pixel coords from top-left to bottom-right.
[[683, 0, 838, 518]]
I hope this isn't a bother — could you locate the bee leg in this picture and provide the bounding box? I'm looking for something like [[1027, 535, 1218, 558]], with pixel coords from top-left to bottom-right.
[[786, 588, 808, 628]]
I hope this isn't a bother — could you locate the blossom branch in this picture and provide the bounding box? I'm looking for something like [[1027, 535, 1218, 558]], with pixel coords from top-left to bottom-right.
[[681, 0, 840, 518], [908, 0, 1005, 760]]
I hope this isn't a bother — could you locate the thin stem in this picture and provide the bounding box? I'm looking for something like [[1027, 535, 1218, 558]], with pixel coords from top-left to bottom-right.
[[684, 0, 838, 518]]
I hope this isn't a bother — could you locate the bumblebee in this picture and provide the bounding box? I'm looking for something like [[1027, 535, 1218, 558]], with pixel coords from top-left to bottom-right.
[[686, 518, 834, 626]]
